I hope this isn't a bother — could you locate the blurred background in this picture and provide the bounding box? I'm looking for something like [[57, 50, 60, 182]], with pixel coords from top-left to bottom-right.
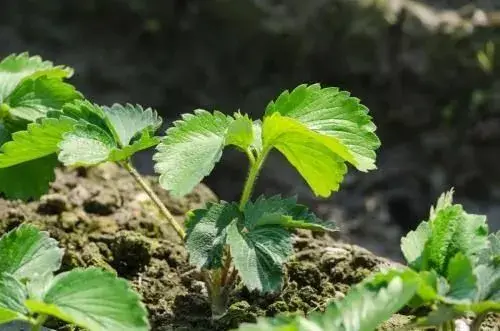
[[1, 0, 499, 260]]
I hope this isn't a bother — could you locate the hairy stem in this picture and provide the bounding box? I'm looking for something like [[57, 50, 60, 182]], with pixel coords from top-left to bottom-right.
[[121, 160, 185, 240], [438, 321, 456, 331], [31, 314, 48, 331], [471, 314, 487, 331], [239, 148, 269, 210]]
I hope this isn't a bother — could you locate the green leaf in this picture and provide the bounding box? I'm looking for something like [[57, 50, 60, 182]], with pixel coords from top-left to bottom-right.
[[108, 133, 160, 162], [0, 224, 63, 281], [185, 202, 242, 269], [445, 253, 476, 302], [225, 113, 254, 151], [154, 110, 233, 197], [474, 264, 500, 302], [58, 123, 116, 166], [262, 114, 348, 197], [0, 155, 59, 200], [265, 84, 380, 172], [25, 268, 149, 331], [0, 273, 28, 323], [0, 116, 77, 167], [6, 76, 81, 122], [244, 195, 335, 232], [401, 221, 431, 270], [227, 221, 293, 292], [0, 53, 73, 103], [324, 269, 419, 331], [103, 103, 162, 147], [251, 120, 263, 153], [57, 102, 161, 165], [235, 268, 420, 331]]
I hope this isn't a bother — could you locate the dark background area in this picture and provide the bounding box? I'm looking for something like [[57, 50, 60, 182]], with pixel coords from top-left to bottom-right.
[[1, 0, 499, 259]]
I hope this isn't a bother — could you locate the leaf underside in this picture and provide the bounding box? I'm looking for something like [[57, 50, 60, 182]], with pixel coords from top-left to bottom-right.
[[0, 273, 28, 323]]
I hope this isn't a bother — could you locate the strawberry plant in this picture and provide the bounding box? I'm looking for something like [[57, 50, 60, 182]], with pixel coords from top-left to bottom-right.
[[0, 53, 381, 318], [153, 84, 381, 316], [0, 224, 148, 331]]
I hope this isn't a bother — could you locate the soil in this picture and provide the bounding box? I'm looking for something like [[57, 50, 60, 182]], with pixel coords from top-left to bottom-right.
[[0, 163, 497, 331]]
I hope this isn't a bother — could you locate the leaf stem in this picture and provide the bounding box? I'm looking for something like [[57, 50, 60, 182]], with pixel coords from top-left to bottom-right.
[[31, 314, 48, 331], [471, 314, 487, 331], [239, 148, 269, 210], [121, 160, 186, 240]]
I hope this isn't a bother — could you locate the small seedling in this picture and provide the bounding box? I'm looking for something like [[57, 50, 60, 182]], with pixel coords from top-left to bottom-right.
[[153, 84, 381, 316], [0, 224, 149, 331], [400, 189, 500, 330]]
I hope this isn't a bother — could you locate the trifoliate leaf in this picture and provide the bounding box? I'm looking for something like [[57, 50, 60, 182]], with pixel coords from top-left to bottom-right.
[[0, 116, 77, 167], [0, 53, 73, 103], [5, 76, 81, 122], [0, 155, 59, 200], [57, 101, 161, 165], [0, 273, 28, 323], [0, 224, 63, 281], [58, 123, 116, 166], [225, 113, 254, 151], [185, 202, 242, 269], [265, 84, 380, 172], [25, 268, 149, 331], [154, 110, 233, 197], [103, 103, 162, 147], [445, 253, 476, 302], [401, 221, 431, 270], [227, 221, 293, 292], [262, 114, 348, 197], [243, 195, 335, 232]]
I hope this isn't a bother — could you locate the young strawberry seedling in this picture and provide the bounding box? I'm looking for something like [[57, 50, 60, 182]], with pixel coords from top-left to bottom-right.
[[400, 190, 500, 330], [0, 224, 148, 331], [153, 84, 381, 316]]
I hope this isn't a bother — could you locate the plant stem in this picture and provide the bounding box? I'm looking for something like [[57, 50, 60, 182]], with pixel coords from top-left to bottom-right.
[[471, 314, 487, 331], [438, 321, 456, 331], [31, 314, 48, 331], [239, 148, 269, 210], [121, 160, 185, 240]]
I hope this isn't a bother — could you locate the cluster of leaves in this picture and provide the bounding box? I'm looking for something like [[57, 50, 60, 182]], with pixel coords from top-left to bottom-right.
[[401, 190, 500, 327], [0, 53, 162, 200], [0, 224, 149, 331], [154, 84, 380, 198], [234, 190, 500, 330]]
